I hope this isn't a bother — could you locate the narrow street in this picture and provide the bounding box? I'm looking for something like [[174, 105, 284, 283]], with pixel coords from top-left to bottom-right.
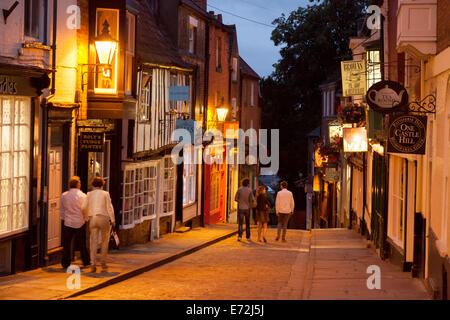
[[70, 228, 429, 300]]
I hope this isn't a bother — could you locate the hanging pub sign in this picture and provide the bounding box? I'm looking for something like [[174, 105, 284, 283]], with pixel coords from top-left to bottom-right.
[[387, 114, 427, 155], [79, 132, 104, 152], [341, 60, 366, 97], [366, 80, 409, 114]]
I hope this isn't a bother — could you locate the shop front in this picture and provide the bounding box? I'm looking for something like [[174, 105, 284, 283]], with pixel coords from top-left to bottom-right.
[[0, 65, 50, 275]]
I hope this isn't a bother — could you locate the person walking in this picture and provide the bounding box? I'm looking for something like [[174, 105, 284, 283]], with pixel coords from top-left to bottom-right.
[[234, 178, 255, 241], [82, 177, 115, 273], [256, 185, 271, 243], [60, 176, 90, 269], [275, 181, 295, 242]]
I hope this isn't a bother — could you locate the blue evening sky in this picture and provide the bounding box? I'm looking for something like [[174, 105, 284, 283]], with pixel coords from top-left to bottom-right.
[[206, 0, 310, 78]]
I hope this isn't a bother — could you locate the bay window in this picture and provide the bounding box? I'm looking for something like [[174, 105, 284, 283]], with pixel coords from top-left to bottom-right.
[[0, 97, 31, 237]]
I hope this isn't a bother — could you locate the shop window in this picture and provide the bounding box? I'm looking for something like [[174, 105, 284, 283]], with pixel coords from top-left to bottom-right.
[[388, 156, 406, 247], [121, 162, 158, 229], [162, 157, 175, 215], [95, 8, 119, 94], [125, 12, 135, 95], [0, 97, 30, 237], [183, 147, 196, 206], [24, 0, 43, 40]]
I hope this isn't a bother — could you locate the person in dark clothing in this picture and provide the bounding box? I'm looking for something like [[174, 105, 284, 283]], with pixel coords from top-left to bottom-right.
[[256, 186, 271, 243], [234, 178, 255, 241], [60, 176, 90, 269]]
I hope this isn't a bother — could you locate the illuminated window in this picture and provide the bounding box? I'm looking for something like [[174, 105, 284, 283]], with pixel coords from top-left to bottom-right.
[[0, 97, 31, 237], [183, 147, 197, 206], [125, 12, 135, 95], [162, 157, 175, 215], [367, 49, 381, 89], [95, 8, 119, 94]]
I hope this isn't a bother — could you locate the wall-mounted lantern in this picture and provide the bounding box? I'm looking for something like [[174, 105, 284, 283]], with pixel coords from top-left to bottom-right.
[[343, 127, 368, 152], [94, 19, 118, 66], [216, 106, 229, 122]]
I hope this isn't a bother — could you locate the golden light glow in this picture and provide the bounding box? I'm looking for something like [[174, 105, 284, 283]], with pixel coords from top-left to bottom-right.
[[95, 40, 117, 65], [216, 107, 229, 122], [313, 175, 321, 192], [371, 142, 384, 156], [329, 123, 352, 139], [343, 127, 368, 152]]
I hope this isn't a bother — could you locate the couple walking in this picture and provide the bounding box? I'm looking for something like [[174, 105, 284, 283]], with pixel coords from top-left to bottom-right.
[[60, 176, 115, 273], [234, 179, 295, 242]]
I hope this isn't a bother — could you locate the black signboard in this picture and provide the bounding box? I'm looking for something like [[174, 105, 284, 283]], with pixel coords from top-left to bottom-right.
[[79, 132, 104, 152], [366, 80, 409, 114], [387, 115, 427, 155]]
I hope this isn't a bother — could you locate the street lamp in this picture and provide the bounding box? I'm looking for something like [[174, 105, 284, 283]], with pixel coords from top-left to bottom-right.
[[216, 106, 229, 122], [94, 19, 118, 66]]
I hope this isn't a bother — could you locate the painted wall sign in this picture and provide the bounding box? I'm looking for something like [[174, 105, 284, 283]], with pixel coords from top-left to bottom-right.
[[79, 132, 104, 152], [387, 115, 427, 154], [341, 60, 366, 97], [366, 80, 409, 113], [169, 86, 190, 101]]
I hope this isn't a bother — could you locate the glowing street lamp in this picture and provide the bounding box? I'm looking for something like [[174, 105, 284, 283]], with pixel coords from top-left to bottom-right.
[[216, 106, 229, 122], [94, 19, 118, 65], [343, 127, 368, 152]]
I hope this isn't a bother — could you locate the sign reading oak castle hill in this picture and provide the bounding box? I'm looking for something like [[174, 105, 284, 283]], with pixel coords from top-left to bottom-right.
[[387, 114, 427, 155]]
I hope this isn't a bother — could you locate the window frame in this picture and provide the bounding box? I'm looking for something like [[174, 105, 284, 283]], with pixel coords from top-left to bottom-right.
[[125, 12, 136, 96], [24, 0, 44, 41]]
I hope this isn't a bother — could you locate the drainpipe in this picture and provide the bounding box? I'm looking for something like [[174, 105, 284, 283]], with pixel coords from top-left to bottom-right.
[[39, 0, 57, 267], [200, 21, 210, 228]]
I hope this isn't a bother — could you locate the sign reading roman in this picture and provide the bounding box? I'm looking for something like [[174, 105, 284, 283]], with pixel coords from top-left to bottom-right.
[[387, 115, 427, 154], [79, 132, 104, 152], [341, 60, 366, 97], [366, 80, 409, 113]]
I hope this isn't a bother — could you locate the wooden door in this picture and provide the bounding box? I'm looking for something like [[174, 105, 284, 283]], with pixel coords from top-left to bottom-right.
[[48, 146, 63, 250]]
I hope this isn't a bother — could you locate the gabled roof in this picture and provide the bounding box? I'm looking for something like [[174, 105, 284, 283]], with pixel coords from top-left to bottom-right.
[[239, 56, 260, 79], [136, 1, 192, 70]]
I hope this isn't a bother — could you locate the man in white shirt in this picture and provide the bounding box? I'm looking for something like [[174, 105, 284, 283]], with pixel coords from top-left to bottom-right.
[[275, 181, 295, 242], [60, 176, 90, 269]]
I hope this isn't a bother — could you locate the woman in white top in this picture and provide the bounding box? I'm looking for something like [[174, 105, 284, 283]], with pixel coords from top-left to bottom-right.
[[82, 176, 115, 273]]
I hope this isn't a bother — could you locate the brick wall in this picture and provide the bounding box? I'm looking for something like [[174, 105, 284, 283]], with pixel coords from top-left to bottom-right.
[[178, 8, 206, 57], [208, 25, 231, 122], [240, 77, 261, 132], [437, 0, 450, 54]]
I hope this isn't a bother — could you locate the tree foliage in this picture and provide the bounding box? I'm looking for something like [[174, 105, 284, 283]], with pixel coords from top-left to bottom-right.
[[260, 0, 368, 203]]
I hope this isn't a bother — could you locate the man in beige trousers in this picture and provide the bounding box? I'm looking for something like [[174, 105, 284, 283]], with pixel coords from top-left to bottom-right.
[[82, 177, 115, 273]]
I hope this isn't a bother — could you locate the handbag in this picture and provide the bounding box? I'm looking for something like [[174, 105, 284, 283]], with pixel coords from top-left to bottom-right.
[[109, 226, 120, 249]]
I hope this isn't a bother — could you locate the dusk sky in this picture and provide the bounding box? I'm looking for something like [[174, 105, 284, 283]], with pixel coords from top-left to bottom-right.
[[206, 0, 310, 78]]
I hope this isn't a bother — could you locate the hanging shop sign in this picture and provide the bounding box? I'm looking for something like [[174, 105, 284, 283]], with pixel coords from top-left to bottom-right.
[[324, 167, 340, 182], [343, 127, 368, 152], [387, 114, 427, 154], [366, 80, 409, 114], [341, 60, 366, 97], [79, 132, 104, 152]]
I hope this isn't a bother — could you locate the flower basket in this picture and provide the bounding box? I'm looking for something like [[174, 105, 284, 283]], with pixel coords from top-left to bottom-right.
[[337, 103, 366, 125], [318, 136, 342, 162]]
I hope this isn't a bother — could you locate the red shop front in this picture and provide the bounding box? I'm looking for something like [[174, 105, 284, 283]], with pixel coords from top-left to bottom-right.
[[203, 142, 228, 225]]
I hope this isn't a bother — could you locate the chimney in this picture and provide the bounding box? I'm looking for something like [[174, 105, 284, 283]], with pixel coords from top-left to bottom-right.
[[216, 14, 222, 23], [193, 0, 207, 10]]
